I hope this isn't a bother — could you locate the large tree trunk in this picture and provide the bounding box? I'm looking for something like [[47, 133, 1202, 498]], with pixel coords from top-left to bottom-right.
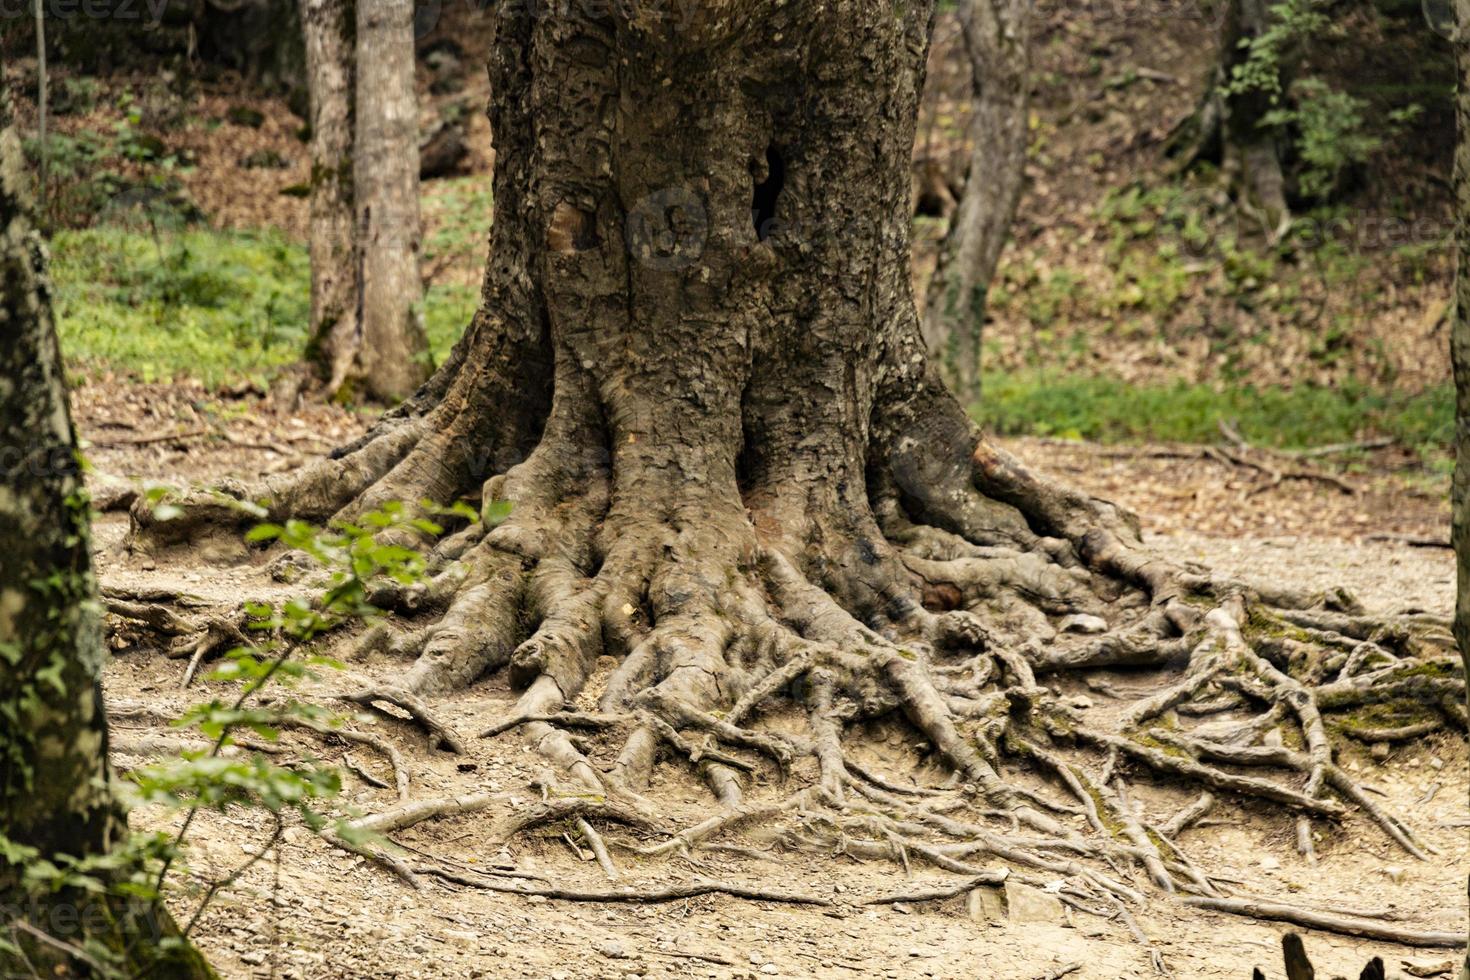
[[921, 0, 1031, 404], [301, 0, 361, 394], [0, 96, 213, 979], [350, 0, 430, 402], [131, 3, 1464, 935]]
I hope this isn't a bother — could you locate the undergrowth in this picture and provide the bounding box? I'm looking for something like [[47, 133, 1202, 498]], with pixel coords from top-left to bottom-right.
[[977, 372, 1452, 464], [51, 225, 476, 389]]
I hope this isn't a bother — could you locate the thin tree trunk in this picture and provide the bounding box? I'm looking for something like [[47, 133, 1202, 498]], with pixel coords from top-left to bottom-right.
[[301, 0, 360, 394], [0, 92, 213, 980], [352, 0, 429, 403], [921, 0, 1031, 405], [1451, 2, 1470, 975]]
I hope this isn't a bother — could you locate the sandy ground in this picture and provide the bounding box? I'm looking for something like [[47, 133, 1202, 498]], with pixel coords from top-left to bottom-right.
[[81, 388, 1465, 980]]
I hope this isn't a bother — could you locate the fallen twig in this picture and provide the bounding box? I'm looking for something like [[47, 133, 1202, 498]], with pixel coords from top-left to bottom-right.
[[1181, 896, 1465, 947]]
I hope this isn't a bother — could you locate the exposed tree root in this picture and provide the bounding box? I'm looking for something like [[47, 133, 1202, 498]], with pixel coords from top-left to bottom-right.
[[1181, 897, 1466, 948], [123, 382, 1466, 950]]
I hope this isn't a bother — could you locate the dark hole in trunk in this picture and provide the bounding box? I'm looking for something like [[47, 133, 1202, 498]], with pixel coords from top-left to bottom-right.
[[752, 145, 784, 240]]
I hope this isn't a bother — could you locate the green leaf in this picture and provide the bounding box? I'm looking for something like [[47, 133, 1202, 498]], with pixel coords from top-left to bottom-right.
[[484, 499, 513, 527]]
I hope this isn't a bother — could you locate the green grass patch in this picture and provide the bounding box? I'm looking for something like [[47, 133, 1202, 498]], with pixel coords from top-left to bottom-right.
[[977, 372, 1452, 460], [51, 225, 473, 388]]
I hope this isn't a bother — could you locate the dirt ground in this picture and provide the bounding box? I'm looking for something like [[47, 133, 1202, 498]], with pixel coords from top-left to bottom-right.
[[79, 385, 1465, 980]]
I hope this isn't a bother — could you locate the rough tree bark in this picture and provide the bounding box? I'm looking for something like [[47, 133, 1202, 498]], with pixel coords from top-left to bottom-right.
[[921, 0, 1031, 403], [0, 95, 213, 979], [131, 1, 1464, 942], [351, 0, 430, 402]]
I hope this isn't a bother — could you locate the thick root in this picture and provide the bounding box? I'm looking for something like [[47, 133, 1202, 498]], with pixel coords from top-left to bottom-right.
[[133, 402, 1465, 948]]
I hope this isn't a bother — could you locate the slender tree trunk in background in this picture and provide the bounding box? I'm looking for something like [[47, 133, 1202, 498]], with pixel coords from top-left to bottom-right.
[[1451, 3, 1470, 973], [922, 0, 1031, 405], [301, 0, 361, 395], [352, 0, 429, 403], [0, 96, 212, 980]]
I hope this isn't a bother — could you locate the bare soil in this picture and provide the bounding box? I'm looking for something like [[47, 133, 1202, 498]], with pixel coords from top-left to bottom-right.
[[82, 387, 1465, 980]]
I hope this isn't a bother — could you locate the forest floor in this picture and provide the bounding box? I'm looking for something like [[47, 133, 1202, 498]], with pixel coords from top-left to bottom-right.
[[80, 384, 1464, 980]]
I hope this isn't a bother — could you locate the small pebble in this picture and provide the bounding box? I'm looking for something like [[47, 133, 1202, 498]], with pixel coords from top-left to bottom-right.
[[1259, 856, 1280, 871]]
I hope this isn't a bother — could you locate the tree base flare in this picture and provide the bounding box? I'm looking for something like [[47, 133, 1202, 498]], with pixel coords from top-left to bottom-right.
[[124, 415, 1465, 953]]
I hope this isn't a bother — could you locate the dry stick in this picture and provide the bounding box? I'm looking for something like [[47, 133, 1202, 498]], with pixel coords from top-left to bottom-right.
[[1180, 896, 1465, 948], [1033, 964, 1082, 980], [321, 832, 423, 890], [480, 710, 624, 739], [576, 817, 619, 879], [92, 428, 213, 448], [862, 870, 1009, 905], [726, 651, 814, 724], [426, 870, 831, 906], [338, 685, 466, 753], [1103, 778, 1174, 894], [350, 792, 497, 834], [637, 790, 816, 857], [493, 797, 655, 841], [275, 718, 410, 799], [343, 753, 390, 790], [1159, 792, 1215, 838]]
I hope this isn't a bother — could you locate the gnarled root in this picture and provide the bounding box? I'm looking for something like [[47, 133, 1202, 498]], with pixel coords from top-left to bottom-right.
[[298, 432, 1465, 949], [127, 370, 1465, 949]]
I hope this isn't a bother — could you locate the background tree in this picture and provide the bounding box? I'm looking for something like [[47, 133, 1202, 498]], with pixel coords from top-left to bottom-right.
[[350, 0, 430, 402], [301, 0, 360, 394], [0, 94, 213, 979], [303, 0, 429, 402], [922, 0, 1032, 403], [1168, 0, 1441, 233]]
